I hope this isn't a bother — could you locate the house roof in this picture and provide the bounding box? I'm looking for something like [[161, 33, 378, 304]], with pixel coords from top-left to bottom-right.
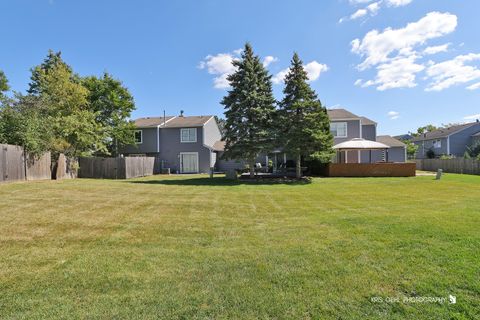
[[394, 134, 413, 141], [360, 116, 377, 125], [377, 135, 406, 147], [472, 132, 480, 137], [133, 115, 213, 128], [133, 116, 175, 127], [327, 108, 360, 120], [411, 122, 480, 142], [163, 116, 213, 128]]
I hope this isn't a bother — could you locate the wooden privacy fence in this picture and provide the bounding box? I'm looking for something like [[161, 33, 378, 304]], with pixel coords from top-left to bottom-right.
[[326, 163, 416, 177], [0, 144, 52, 183], [414, 158, 480, 175], [78, 156, 155, 179]]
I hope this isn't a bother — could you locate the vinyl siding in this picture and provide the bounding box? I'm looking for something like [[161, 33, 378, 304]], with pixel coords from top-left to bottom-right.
[[360, 124, 376, 162], [121, 128, 158, 154], [449, 123, 480, 156], [202, 117, 222, 148], [414, 137, 448, 159], [158, 127, 211, 173]]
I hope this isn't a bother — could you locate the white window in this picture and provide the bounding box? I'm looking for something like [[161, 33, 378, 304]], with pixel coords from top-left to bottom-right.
[[134, 130, 142, 144], [433, 140, 442, 148], [181, 128, 197, 143], [330, 122, 348, 138]]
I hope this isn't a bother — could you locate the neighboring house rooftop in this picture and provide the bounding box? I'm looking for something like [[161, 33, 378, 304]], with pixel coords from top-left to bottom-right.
[[360, 116, 377, 125], [377, 135, 406, 147], [394, 134, 413, 141], [133, 115, 213, 128], [411, 122, 480, 142], [327, 108, 359, 120]]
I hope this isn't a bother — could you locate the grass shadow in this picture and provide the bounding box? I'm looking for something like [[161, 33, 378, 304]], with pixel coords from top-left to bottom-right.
[[125, 176, 312, 187]]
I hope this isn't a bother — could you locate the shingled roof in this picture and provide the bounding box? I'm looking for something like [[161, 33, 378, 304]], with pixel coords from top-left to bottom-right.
[[133, 115, 214, 128], [133, 116, 175, 127], [411, 122, 480, 142], [327, 108, 360, 120], [360, 116, 377, 125], [376, 135, 406, 147]]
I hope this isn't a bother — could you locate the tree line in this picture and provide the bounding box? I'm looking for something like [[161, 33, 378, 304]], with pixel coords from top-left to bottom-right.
[[0, 50, 136, 159], [221, 43, 334, 178]]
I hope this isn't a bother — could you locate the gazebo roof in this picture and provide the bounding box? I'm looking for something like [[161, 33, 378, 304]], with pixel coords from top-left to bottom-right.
[[333, 138, 390, 150]]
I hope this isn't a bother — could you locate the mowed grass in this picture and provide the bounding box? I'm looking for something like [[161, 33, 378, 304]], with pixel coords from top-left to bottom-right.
[[0, 174, 479, 319]]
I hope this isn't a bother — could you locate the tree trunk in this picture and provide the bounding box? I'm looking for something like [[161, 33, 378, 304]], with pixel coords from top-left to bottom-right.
[[296, 154, 302, 179], [249, 158, 255, 178]]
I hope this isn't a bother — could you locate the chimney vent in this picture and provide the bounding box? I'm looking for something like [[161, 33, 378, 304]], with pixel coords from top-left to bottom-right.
[[179, 110, 184, 117]]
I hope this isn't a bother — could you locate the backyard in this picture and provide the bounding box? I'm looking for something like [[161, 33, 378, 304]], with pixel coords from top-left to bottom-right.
[[0, 174, 479, 319]]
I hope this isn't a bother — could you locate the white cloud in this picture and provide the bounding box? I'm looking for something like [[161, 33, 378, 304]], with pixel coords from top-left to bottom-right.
[[263, 56, 278, 67], [349, 0, 374, 4], [350, 12, 469, 91], [272, 61, 328, 84], [350, 8, 368, 20], [199, 51, 240, 89], [425, 53, 480, 91], [423, 43, 450, 55], [374, 56, 425, 90], [354, 79, 364, 86], [304, 61, 329, 81], [388, 111, 400, 120], [467, 82, 480, 90], [351, 12, 457, 70], [342, 0, 411, 23], [272, 68, 289, 84], [198, 53, 237, 75], [386, 0, 412, 7], [464, 113, 480, 120]]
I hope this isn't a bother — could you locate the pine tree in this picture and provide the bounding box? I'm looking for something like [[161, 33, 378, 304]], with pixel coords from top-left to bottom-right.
[[221, 43, 276, 178], [277, 53, 334, 178], [0, 70, 9, 98], [28, 50, 73, 95]]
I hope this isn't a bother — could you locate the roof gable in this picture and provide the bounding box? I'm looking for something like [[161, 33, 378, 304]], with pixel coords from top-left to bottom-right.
[[133, 115, 214, 128], [377, 135, 406, 147], [327, 108, 360, 120], [411, 122, 480, 141]]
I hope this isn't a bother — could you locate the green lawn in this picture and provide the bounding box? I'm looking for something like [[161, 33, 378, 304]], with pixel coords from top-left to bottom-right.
[[1, 174, 479, 319]]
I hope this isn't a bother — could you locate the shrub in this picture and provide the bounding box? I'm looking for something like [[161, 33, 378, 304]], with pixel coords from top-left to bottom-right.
[[466, 141, 480, 158], [439, 154, 455, 160], [426, 149, 435, 159]]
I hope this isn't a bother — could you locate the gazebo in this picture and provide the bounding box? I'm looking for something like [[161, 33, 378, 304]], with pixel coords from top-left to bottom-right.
[[333, 138, 390, 163]]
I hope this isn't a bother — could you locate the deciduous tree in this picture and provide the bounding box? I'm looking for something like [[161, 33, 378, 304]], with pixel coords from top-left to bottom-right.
[[82, 72, 136, 156]]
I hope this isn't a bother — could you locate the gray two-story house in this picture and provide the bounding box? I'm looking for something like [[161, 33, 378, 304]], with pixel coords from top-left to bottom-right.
[[412, 120, 480, 159], [328, 109, 406, 163], [121, 115, 222, 173]]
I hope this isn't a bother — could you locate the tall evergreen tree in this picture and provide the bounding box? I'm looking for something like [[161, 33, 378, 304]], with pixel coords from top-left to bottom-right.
[[277, 53, 334, 178], [0, 70, 9, 98], [221, 43, 276, 178]]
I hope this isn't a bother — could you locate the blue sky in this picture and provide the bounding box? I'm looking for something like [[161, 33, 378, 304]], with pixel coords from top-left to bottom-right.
[[1, 0, 479, 135]]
